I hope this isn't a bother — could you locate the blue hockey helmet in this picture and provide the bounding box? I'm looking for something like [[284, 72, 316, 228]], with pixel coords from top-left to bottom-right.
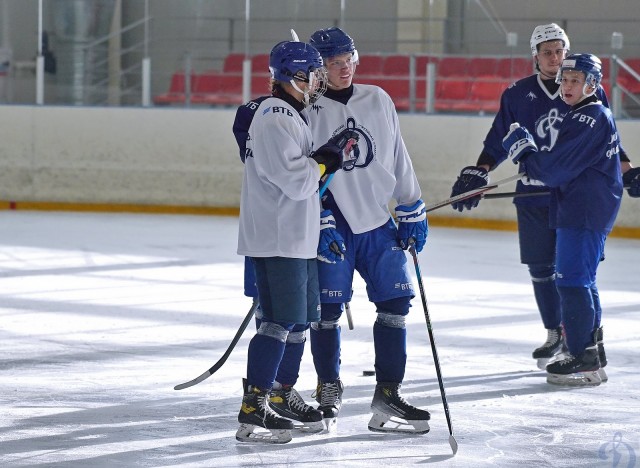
[[269, 40, 323, 83], [556, 53, 603, 97], [269, 40, 327, 106], [309, 27, 359, 62]]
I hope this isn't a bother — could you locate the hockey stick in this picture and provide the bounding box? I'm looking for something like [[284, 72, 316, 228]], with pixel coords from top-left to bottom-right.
[[483, 184, 630, 200], [408, 244, 458, 455], [345, 301, 354, 330], [174, 175, 338, 391], [425, 172, 523, 213], [483, 190, 549, 200], [174, 300, 259, 390]]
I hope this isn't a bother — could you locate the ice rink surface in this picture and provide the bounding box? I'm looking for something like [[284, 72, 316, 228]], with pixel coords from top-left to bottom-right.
[[1, 211, 638, 467]]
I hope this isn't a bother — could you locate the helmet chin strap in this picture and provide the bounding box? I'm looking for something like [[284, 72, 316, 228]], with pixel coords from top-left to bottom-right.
[[290, 80, 311, 107]]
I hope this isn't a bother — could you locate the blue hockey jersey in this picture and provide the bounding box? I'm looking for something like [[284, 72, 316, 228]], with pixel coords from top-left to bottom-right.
[[483, 74, 610, 206], [522, 99, 623, 233]]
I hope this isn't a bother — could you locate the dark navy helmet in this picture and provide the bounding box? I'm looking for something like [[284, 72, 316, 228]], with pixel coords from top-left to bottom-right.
[[556, 53, 603, 88], [309, 27, 358, 62], [269, 40, 324, 83]]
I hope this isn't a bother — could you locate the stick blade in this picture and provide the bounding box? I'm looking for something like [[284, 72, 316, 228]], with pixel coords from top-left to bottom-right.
[[174, 370, 212, 390], [449, 434, 459, 455]]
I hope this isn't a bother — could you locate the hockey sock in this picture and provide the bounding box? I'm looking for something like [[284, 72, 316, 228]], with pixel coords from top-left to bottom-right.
[[275, 324, 307, 386], [373, 314, 407, 383], [310, 323, 341, 381], [247, 322, 288, 390], [529, 264, 561, 329]]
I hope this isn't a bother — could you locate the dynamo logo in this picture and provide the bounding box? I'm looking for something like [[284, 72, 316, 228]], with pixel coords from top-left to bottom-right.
[[535, 108, 563, 151], [598, 432, 636, 467]]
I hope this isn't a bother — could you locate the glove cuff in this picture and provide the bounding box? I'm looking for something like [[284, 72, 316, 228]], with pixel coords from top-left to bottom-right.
[[395, 200, 427, 222]]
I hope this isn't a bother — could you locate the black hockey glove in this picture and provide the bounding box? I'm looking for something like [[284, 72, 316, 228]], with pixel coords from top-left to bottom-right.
[[450, 166, 489, 212], [622, 166, 640, 197], [311, 129, 360, 176]]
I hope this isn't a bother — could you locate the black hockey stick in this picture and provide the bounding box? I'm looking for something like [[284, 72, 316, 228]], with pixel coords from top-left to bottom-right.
[[174, 300, 258, 390], [483, 190, 549, 200], [175, 173, 340, 391], [345, 301, 354, 330], [425, 172, 523, 213], [483, 185, 630, 200], [409, 244, 458, 455]]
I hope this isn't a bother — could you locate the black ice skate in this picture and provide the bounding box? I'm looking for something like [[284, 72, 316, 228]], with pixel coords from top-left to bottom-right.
[[236, 379, 293, 444], [313, 379, 343, 429], [368, 382, 430, 434], [546, 345, 602, 386], [594, 326, 608, 382], [532, 326, 566, 370], [269, 386, 325, 433]]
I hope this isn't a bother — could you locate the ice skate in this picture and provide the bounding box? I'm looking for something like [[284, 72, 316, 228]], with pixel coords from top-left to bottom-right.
[[368, 382, 430, 434], [270, 385, 325, 433], [236, 379, 293, 444], [532, 326, 566, 370], [313, 379, 343, 429], [546, 346, 602, 386], [594, 326, 608, 382]]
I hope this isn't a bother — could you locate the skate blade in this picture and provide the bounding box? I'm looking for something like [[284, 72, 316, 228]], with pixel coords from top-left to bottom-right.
[[235, 423, 292, 444], [324, 417, 338, 431], [367, 413, 430, 434], [546, 370, 602, 387], [294, 420, 325, 433], [597, 367, 608, 382], [536, 357, 550, 370]]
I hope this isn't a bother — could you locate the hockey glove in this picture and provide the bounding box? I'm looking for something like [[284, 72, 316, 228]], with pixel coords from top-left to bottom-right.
[[450, 166, 489, 212], [311, 129, 360, 176], [502, 123, 538, 164], [317, 209, 346, 264], [395, 200, 428, 253], [622, 166, 640, 197]]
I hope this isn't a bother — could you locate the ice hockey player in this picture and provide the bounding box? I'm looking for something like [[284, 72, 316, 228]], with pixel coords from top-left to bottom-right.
[[233, 99, 327, 435], [304, 27, 430, 434], [502, 53, 622, 386], [449, 23, 639, 372], [235, 39, 345, 443]]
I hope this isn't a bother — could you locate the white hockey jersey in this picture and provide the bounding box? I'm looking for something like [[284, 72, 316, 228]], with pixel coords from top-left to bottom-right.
[[237, 96, 322, 259], [304, 84, 421, 234]]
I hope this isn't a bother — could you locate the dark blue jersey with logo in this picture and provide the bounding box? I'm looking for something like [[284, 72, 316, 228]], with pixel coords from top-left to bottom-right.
[[523, 100, 622, 233], [482, 74, 611, 206]]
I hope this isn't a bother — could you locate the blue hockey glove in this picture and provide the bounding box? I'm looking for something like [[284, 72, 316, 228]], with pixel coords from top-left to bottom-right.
[[317, 210, 346, 264], [623, 166, 640, 197], [395, 200, 428, 252], [502, 123, 538, 163], [450, 166, 489, 212]]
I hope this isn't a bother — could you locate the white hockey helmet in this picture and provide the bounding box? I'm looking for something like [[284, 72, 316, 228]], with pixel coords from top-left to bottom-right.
[[530, 23, 570, 56]]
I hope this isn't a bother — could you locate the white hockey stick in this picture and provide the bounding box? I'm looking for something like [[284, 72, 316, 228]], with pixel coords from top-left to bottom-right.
[[425, 172, 524, 213]]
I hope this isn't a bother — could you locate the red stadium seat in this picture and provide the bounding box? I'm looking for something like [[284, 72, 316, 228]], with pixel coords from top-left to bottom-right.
[[468, 58, 499, 77], [383, 55, 410, 76], [415, 55, 439, 77], [251, 54, 270, 74], [496, 57, 533, 79], [357, 55, 384, 76], [223, 53, 245, 73], [438, 57, 470, 77]]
